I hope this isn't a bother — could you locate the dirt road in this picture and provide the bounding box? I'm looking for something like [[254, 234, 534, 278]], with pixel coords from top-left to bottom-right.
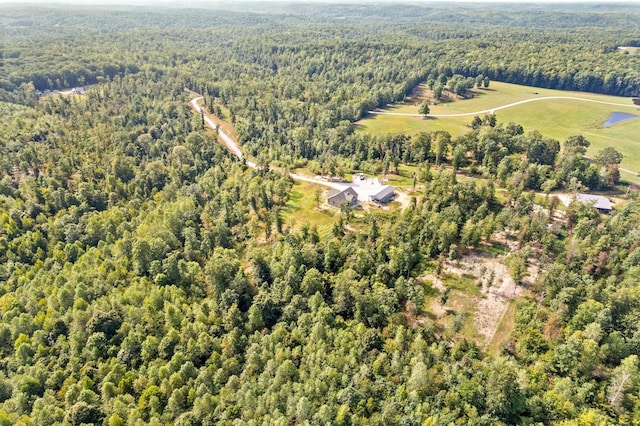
[[190, 96, 351, 190]]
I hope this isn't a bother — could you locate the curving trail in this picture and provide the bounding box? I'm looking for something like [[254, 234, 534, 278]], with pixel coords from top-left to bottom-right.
[[190, 97, 253, 165], [192, 94, 638, 181], [368, 96, 639, 118], [190, 96, 348, 189]]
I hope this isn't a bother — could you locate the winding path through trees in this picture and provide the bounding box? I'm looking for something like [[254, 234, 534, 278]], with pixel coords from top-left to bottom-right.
[[192, 94, 638, 181], [368, 95, 638, 118], [190, 96, 348, 190]]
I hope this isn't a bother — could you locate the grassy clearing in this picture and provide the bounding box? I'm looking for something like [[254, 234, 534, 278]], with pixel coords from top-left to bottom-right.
[[289, 166, 317, 177], [441, 272, 482, 297], [357, 81, 640, 181], [497, 98, 640, 174], [420, 274, 442, 315], [486, 300, 518, 355], [620, 169, 640, 185], [422, 279, 441, 297], [421, 259, 517, 348], [379, 81, 637, 117], [281, 181, 337, 236], [443, 286, 480, 342], [354, 113, 471, 138], [385, 164, 420, 187], [480, 242, 509, 257]]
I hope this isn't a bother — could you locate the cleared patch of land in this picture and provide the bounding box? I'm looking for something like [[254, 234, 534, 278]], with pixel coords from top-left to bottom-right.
[[356, 81, 640, 180], [281, 181, 337, 236], [486, 300, 517, 355], [355, 108, 471, 138], [420, 245, 537, 349]]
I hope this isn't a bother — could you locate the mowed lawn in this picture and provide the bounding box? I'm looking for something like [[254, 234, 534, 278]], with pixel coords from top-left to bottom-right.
[[357, 81, 640, 179], [355, 113, 471, 138], [281, 181, 337, 236], [498, 99, 640, 176]]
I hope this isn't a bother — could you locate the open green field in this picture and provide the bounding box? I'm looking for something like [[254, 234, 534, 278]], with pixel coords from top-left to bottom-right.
[[355, 109, 471, 138], [356, 81, 640, 181], [385, 164, 419, 187], [281, 181, 337, 236]]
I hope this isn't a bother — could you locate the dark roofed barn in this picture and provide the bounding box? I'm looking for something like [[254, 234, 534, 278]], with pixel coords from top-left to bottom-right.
[[327, 187, 358, 208], [368, 186, 395, 204]]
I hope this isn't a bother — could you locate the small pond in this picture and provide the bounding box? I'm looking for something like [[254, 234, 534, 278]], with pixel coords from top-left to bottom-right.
[[603, 112, 638, 127]]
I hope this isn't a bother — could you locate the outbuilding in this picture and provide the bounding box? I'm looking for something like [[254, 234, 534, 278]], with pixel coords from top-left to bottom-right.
[[576, 193, 613, 214], [368, 186, 395, 204]]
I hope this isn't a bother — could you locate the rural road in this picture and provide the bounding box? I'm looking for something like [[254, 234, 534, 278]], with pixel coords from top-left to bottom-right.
[[190, 97, 255, 167], [368, 96, 639, 118], [190, 96, 348, 190]]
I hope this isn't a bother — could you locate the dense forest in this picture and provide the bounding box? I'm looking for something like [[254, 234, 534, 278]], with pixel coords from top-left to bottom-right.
[[1, 2, 640, 425]]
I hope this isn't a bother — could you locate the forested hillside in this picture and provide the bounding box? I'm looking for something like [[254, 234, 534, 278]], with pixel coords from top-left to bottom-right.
[[1, 3, 640, 425]]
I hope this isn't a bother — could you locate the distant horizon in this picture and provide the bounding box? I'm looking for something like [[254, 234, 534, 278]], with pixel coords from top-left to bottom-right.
[[1, 0, 639, 4]]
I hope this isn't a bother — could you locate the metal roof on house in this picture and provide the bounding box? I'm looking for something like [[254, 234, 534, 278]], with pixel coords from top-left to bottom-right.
[[328, 187, 358, 205], [576, 194, 612, 211], [371, 185, 395, 200], [328, 189, 342, 198]]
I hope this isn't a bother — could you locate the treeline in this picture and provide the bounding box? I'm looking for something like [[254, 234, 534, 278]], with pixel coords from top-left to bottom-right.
[[1, 71, 640, 424], [1, 3, 640, 424], [319, 114, 623, 192], [2, 4, 640, 101]]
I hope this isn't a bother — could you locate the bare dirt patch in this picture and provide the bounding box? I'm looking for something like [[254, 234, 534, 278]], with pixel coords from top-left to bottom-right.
[[420, 247, 538, 350], [421, 273, 450, 318], [393, 190, 411, 210]]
